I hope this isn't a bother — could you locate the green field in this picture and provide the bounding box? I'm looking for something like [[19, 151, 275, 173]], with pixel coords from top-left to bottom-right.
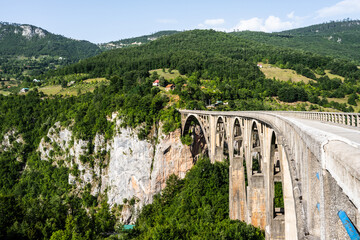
[[328, 97, 360, 112], [149, 68, 184, 79], [0, 90, 10, 96], [260, 63, 345, 83], [259, 64, 313, 83], [38, 78, 110, 96]]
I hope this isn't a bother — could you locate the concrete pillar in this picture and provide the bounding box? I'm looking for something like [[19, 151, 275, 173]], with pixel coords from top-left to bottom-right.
[[280, 145, 298, 240], [209, 115, 216, 163]]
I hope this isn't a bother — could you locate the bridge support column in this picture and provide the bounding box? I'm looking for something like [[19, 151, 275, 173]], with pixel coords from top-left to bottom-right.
[[229, 117, 247, 222], [209, 115, 217, 163]]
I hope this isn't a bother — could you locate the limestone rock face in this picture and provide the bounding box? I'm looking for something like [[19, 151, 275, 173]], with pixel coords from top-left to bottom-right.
[[103, 126, 154, 207], [20, 25, 46, 39], [38, 122, 102, 194], [150, 127, 193, 194], [0, 129, 24, 152], [37, 119, 193, 224]]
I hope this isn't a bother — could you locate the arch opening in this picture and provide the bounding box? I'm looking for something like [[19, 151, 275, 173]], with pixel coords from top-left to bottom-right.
[[216, 117, 226, 147], [271, 132, 285, 218], [233, 119, 242, 157], [251, 122, 262, 175], [183, 115, 208, 163], [215, 117, 228, 161]]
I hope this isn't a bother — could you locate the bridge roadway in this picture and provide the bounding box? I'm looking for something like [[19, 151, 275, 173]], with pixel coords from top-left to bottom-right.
[[179, 110, 360, 240]]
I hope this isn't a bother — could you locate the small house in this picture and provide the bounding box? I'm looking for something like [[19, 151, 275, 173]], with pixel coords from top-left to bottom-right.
[[152, 79, 160, 87], [214, 100, 223, 106], [33, 79, 41, 83], [165, 84, 175, 91], [20, 88, 29, 93], [257, 64, 263, 68]]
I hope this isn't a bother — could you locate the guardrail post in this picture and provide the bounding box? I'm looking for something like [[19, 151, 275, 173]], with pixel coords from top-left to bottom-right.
[[352, 114, 356, 127], [348, 115, 352, 126]]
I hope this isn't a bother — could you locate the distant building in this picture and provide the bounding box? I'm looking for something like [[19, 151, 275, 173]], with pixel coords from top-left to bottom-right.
[[33, 79, 41, 83], [165, 84, 175, 91], [7, 86, 11, 89], [214, 100, 223, 106], [152, 79, 160, 87], [20, 88, 29, 93], [257, 64, 263, 68]]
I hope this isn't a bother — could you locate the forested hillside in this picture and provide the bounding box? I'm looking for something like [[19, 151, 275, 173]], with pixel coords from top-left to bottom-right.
[[0, 22, 101, 80], [122, 158, 264, 239], [45, 29, 360, 112], [1, 25, 360, 240], [231, 19, 360, 63], [0, 22, 100, 59]]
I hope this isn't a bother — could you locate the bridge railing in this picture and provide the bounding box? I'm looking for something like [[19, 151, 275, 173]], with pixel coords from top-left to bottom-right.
[[274, 111, 360, 128]]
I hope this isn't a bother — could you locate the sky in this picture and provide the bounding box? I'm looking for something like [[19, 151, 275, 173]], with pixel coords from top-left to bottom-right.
[[1, 0, 360, 43]]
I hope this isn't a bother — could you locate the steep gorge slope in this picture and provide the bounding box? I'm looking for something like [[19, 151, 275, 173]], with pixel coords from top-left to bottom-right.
[[36, 117, 193, 224]]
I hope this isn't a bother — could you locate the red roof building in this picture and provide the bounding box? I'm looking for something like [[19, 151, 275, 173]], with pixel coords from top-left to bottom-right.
[[152, 79, 160, 86], [165, 84, 175, 91]]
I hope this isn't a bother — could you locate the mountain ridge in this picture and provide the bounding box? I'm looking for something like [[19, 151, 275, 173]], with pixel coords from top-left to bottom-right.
[[231, 19, 360, 63], [98, 30, 179, 50], [0, 21, 100, 60]]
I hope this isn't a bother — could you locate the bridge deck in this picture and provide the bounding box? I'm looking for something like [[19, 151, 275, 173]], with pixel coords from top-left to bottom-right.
[[284, 117, 360, 148]]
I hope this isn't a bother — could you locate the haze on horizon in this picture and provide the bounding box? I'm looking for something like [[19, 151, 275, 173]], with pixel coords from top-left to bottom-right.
[[1, 0, 360, 43]]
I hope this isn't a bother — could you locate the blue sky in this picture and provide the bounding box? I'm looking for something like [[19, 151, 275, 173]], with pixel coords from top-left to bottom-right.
[[1, 0, 360, 43]]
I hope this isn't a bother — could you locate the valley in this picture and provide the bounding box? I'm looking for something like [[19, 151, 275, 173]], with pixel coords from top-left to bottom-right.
[[0, 18, 360, 240]]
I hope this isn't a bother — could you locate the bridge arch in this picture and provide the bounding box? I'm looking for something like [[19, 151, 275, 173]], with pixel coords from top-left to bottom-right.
[[268, 130, 286, 239], [215, 116, 228, 161], [233, 118, 243, 157], [182, 114, 209, 160], [250, 121, 262, 175]]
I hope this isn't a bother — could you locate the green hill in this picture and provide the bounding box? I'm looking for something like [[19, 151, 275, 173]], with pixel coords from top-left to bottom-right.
[[0, 22, 101, 79], [0, 22, 100, 60], [46, 29, 360, 112], [99, 30, 179, 50], [231, 19, 360, 63]]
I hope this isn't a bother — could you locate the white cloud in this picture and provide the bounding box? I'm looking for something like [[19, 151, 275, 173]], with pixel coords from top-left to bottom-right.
[[287, 11, 295, 19], [156, 19, 178, 24], [204, 19, 225, 26], [233, 16, 293, 32], [316, 0, 360, 18]]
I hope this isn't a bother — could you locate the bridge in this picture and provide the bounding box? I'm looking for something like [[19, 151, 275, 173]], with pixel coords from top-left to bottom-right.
[[179, 110, 360, 240]]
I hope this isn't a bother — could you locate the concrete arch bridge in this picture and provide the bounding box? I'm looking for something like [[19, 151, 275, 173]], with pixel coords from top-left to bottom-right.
[[179, 110, 360, 240]]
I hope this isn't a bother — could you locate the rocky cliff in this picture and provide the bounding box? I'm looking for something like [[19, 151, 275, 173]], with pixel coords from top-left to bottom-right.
[[38, 117, 193, 224]]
